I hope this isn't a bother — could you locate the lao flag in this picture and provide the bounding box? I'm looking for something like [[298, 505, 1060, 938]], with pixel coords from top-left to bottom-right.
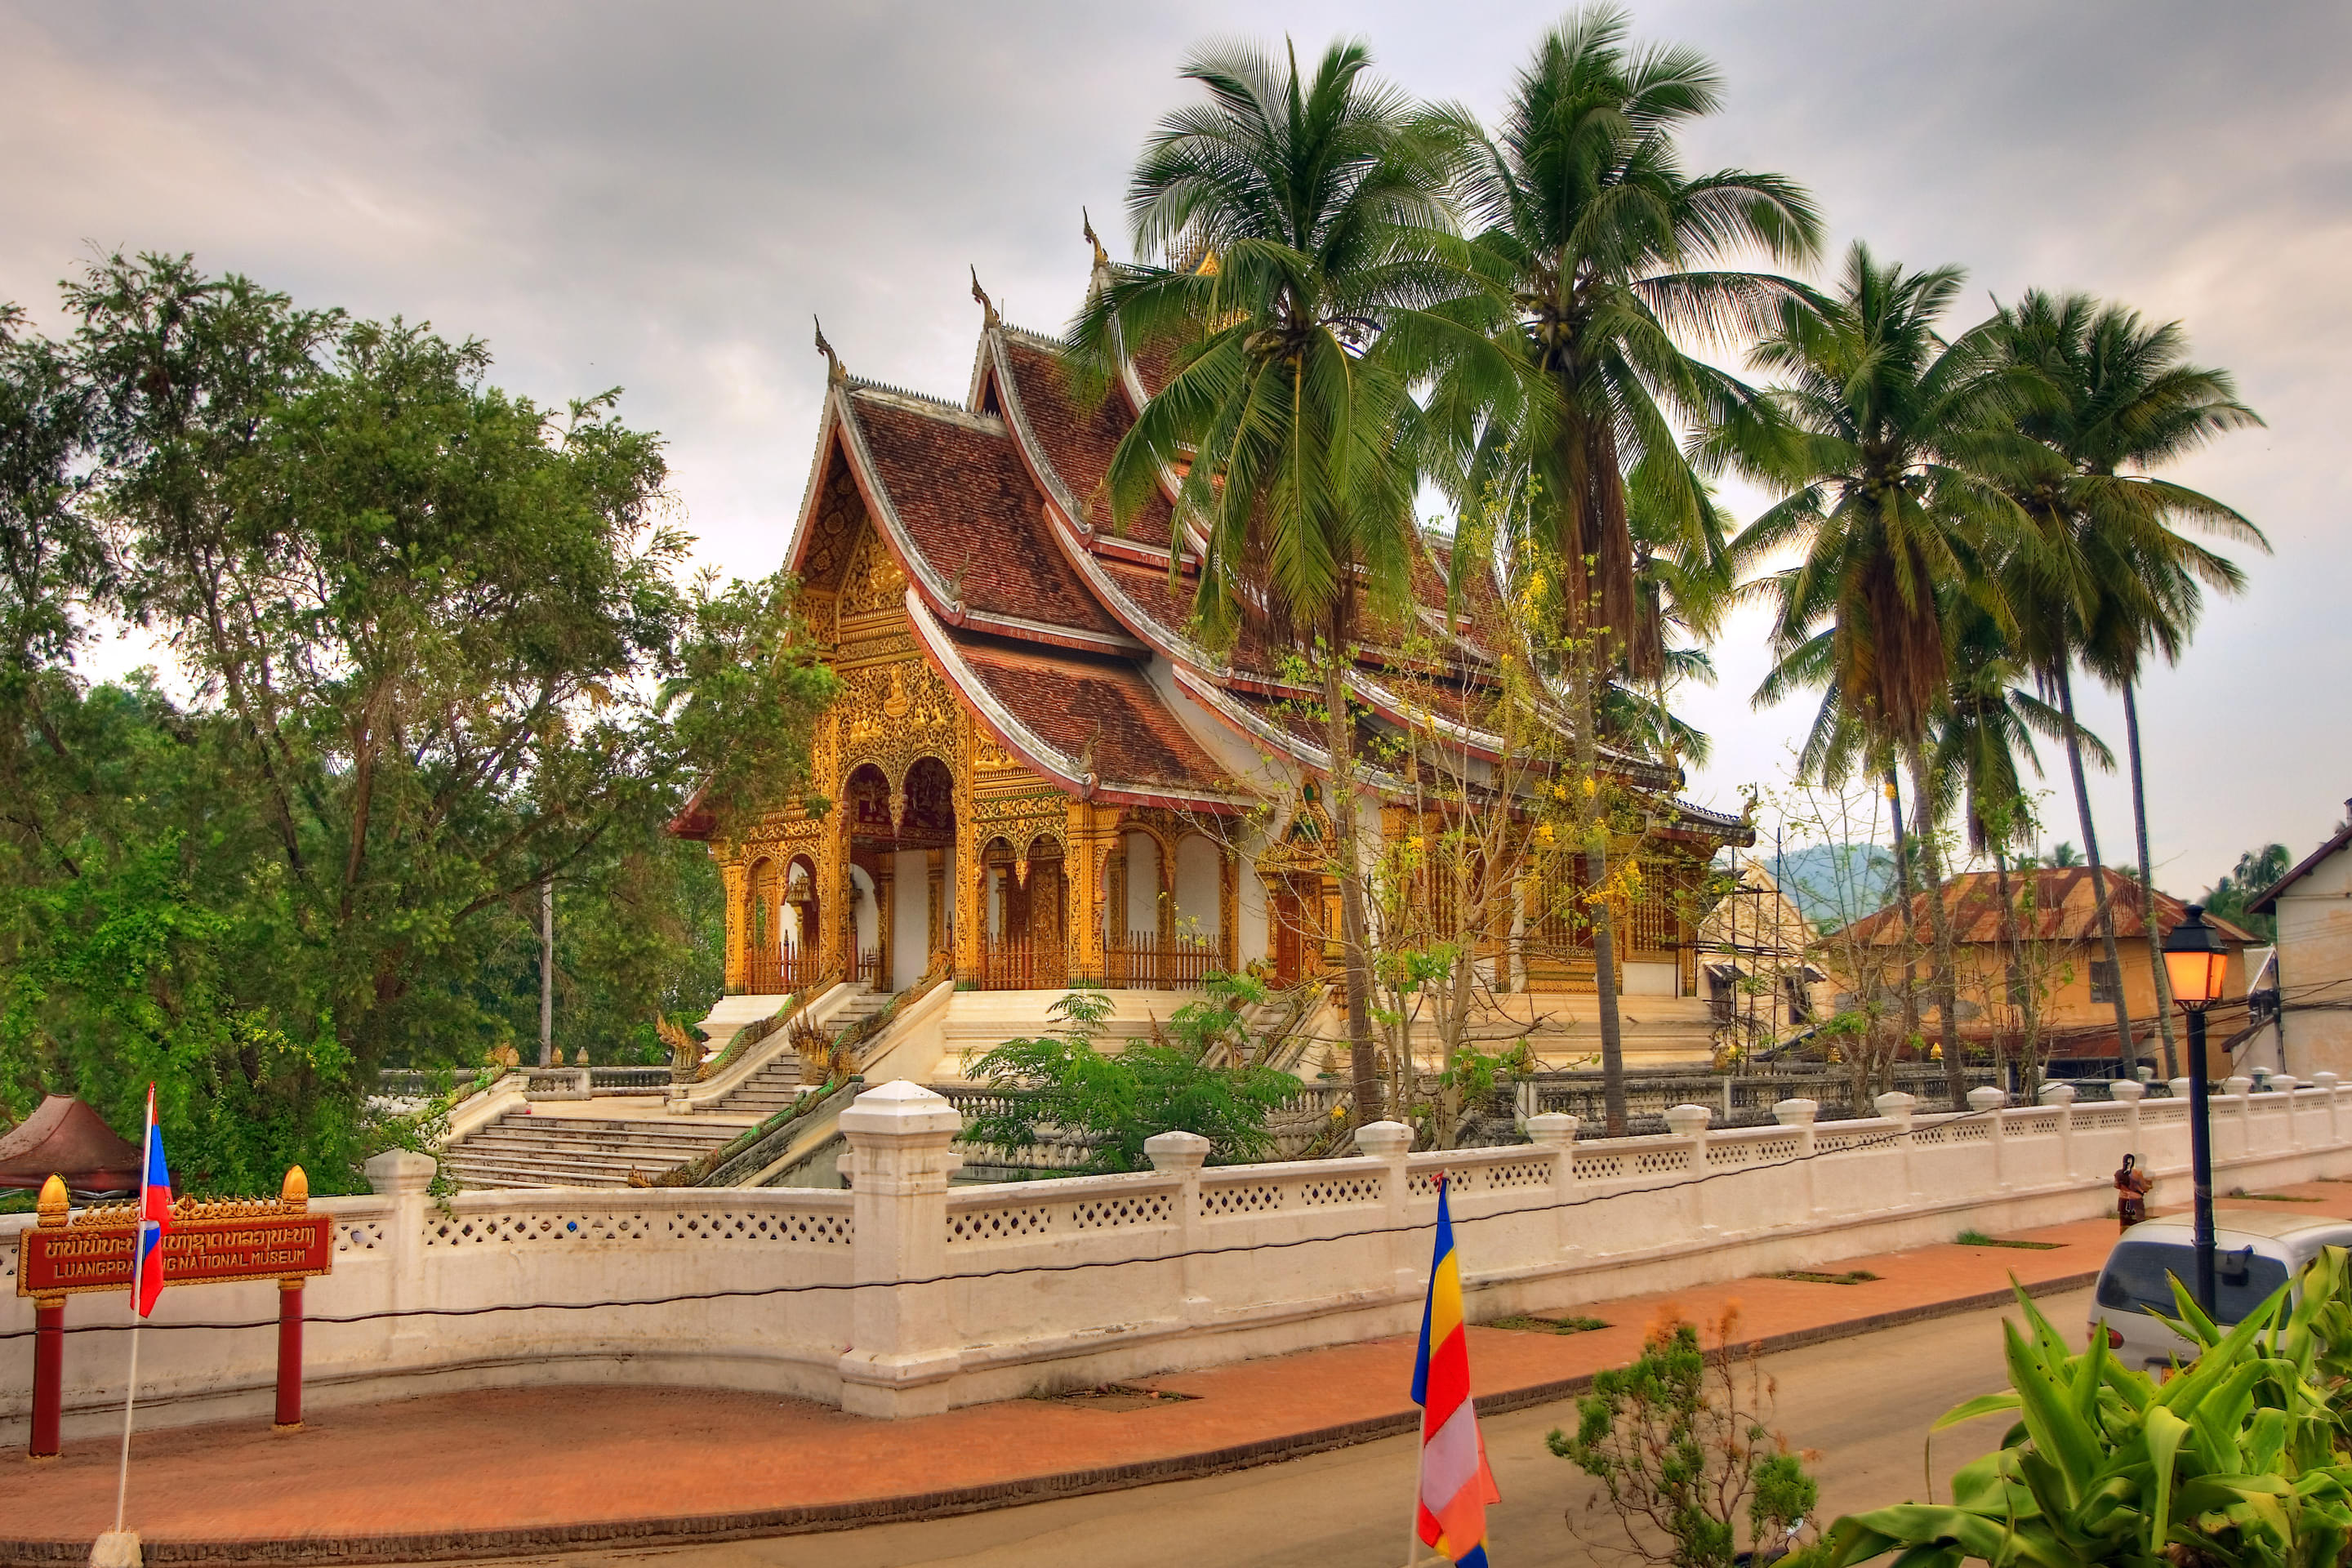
[[1411, 1175, 1500, 1566], [134, 1085, 172, 1317]]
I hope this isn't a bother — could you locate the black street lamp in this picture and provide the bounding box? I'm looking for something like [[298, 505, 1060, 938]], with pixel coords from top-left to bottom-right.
[[2163, 903, 2233, 1316]]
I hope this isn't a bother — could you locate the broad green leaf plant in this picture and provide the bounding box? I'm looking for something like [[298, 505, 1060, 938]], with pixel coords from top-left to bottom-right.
[[1821, 1254, 2352, 1568]]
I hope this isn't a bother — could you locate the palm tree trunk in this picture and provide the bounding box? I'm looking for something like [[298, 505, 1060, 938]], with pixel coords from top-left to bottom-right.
[[1994, 849, 2020, 1095], [1903, 738, 1968, 1110], [1884, 767, 1923, 1054], [1565, 612, 1628, 1135], [2122, 679, 2180, 1079], [2056, 662, 2138, 1073], [1322, 608, 1383, 1125]]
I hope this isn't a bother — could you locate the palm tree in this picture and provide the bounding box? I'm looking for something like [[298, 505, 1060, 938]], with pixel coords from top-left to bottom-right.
[[1930, 597, 2112, 1089], [1993, 291, 2265, 1076], [1072, 38, 1482, 1124], [1735, 243, 2053, 1108], [1432, 7, 1820, 1131]]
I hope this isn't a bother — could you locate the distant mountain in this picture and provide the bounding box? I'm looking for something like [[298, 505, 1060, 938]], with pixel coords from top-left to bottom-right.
[[1767, 843, 1898, 930]]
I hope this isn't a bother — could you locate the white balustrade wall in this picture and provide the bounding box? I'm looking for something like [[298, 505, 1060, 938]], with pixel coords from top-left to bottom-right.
[[7, 1073, 2352, 1434]]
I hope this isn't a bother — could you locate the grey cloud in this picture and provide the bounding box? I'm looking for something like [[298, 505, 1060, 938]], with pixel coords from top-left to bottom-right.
[[5, 0, 2345, 887]]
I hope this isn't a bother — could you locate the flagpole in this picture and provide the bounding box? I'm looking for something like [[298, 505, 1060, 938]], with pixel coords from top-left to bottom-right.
[[113, 1085, 155, 1538], [112, 1324, 141, 1535]]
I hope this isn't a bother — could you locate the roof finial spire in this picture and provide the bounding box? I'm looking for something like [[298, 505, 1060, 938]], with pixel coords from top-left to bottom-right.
[[969, 266, 1000, 329], [1082, 207, 1108, 271], [813, 316, 844, 385]]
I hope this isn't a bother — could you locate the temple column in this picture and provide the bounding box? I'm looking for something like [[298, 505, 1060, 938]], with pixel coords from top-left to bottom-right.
[[1218, 840, 1239, 973], [818, 808, 851, 978], [1068, 802, 1111, 988], [875, 864, 896, 994], [927, 849, 947, 974], [719, 858, 748, 991]]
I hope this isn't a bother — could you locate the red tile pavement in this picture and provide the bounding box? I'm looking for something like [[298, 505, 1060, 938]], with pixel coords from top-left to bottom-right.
[[5, 1185, 2344, 1563]]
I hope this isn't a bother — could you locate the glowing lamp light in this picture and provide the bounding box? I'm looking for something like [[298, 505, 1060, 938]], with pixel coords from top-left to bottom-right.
[[2163, 904, 2232, 1009]]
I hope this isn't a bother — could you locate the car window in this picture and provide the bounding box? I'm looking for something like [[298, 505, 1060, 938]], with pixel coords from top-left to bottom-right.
[[2096, 1241, 2289, 1321]]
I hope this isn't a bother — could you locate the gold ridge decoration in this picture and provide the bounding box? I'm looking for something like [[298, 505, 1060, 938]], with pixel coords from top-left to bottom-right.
[[840, 655, 958, 786], [69, 1172, 311, 1227]]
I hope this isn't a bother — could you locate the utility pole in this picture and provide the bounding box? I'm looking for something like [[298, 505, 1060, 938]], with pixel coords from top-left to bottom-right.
[[539, 877, 555, 1068]]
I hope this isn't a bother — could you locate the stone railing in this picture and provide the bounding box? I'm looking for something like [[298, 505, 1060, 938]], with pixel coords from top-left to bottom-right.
[[9, 1073, 2350, 1439]]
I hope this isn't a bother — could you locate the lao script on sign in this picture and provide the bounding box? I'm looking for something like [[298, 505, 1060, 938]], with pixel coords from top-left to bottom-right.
[[17, 1214, 333, 1298]]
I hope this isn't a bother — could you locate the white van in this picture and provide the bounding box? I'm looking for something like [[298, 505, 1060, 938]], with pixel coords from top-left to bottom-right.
[[2090, 1209, 2352, 1369]]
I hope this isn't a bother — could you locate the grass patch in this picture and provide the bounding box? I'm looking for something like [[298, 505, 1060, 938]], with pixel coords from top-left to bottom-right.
[[1489, 1313, 1610, 1335], [1035, 1383, 1198, 1410], [1957, 1229, 2064, 1250], [1771, 1269, 1882, 1285], [2225, 1191, 2323, 1203]]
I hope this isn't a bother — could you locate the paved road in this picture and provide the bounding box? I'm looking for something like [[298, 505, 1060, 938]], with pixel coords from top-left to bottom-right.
[[518, 1286, 2088, 1568]]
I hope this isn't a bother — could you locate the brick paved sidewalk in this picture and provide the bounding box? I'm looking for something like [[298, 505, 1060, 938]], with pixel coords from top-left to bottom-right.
[[6, 1184, 2341, 1565]]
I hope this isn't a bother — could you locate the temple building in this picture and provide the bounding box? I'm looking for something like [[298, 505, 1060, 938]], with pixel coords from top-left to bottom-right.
[[673, 278, 1752, 1045]]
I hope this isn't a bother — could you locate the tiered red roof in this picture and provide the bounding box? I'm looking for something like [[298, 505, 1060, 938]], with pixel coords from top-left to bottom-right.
[[782, 303, 1748, 839]]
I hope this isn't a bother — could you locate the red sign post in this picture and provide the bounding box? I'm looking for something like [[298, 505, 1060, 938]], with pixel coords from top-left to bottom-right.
[[16, 1167, 329, 1457]]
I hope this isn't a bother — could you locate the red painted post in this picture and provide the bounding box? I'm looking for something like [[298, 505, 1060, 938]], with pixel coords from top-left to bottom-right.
[[274, 1278, 304, 1430], [30, 1298, 63, 1459], [29, 1174, 70, 1460]]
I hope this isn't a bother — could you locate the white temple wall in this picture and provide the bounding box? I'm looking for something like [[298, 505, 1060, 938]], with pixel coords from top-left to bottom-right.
[[11, 1077, 2348, 1432], [891, 849, 929, 990]]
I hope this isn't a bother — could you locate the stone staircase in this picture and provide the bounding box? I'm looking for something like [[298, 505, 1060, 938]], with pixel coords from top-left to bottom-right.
[[442, 986, 895, 1190], [439, 1114, 749, 1190], [719, 987, 893, 1116]]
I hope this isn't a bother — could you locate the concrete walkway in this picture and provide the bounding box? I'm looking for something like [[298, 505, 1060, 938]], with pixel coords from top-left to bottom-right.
[[7, 1185, 2341, 1564]]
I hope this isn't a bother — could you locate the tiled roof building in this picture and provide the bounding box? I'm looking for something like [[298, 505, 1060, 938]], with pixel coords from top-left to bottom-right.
[[682, 293, 1752, 1001]]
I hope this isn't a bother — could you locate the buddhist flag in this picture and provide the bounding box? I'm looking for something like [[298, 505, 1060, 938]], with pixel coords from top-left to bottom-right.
[[1411, 1175, 1499, 1566], [133, 1085, 172, 1317]]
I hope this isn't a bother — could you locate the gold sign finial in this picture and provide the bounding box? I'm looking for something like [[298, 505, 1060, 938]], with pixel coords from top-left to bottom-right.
[[37, 1174, 69, 1227], [281, 1165, 310, 1210]]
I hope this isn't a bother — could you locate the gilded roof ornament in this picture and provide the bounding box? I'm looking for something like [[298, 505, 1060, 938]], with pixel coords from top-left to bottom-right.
[[813, 316, 845, 385], [1082, 208, 1108, 271], [969, 266, 1000, 329]]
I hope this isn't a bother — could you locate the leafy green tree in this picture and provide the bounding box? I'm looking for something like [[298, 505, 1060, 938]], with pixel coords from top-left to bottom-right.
[[1552, 1306, 1819, 1568], [1993, 292, 2265, 1078], [2206, 844, 2292, 944], [0, 254, 834, 1190], [962, 983, 1303, 1174], [1432, 7, 1818, 1132], [1734, 243, 2051, 1108], [1072, 38, 1479, 1125]]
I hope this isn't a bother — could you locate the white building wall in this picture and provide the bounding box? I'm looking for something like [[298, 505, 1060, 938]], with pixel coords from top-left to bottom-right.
[[1123, 832, 1160, 937], [2274, 841, 2352, 1079], [1173, 835, 1221, 940], [891, 849, 929, 991]]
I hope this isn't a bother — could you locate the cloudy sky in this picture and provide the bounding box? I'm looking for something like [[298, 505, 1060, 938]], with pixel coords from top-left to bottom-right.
[[7, 1, 2345, 893]]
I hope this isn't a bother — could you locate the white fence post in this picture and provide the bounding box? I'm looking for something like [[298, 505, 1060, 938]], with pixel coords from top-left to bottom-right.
[[2319, 1071, 2342, 1145], [1356, 1120, 1417, 1300], [2039, 1081, 2077, 1180], [1665, 1103, 1712, 1234], [837, 1080, 963, 1418], [1773, 1098, 1818, 1215], [362, 1148, 434, 1363], [2109, 1077, 2145, 1165], [1874, 1092, 1917, 1200], [1967, 1086, 2008, 1190], [1526, 1113, 1579, 1256], [1146, 1129, 1212, 1325], [2226, 1076, 2255, 1160]]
